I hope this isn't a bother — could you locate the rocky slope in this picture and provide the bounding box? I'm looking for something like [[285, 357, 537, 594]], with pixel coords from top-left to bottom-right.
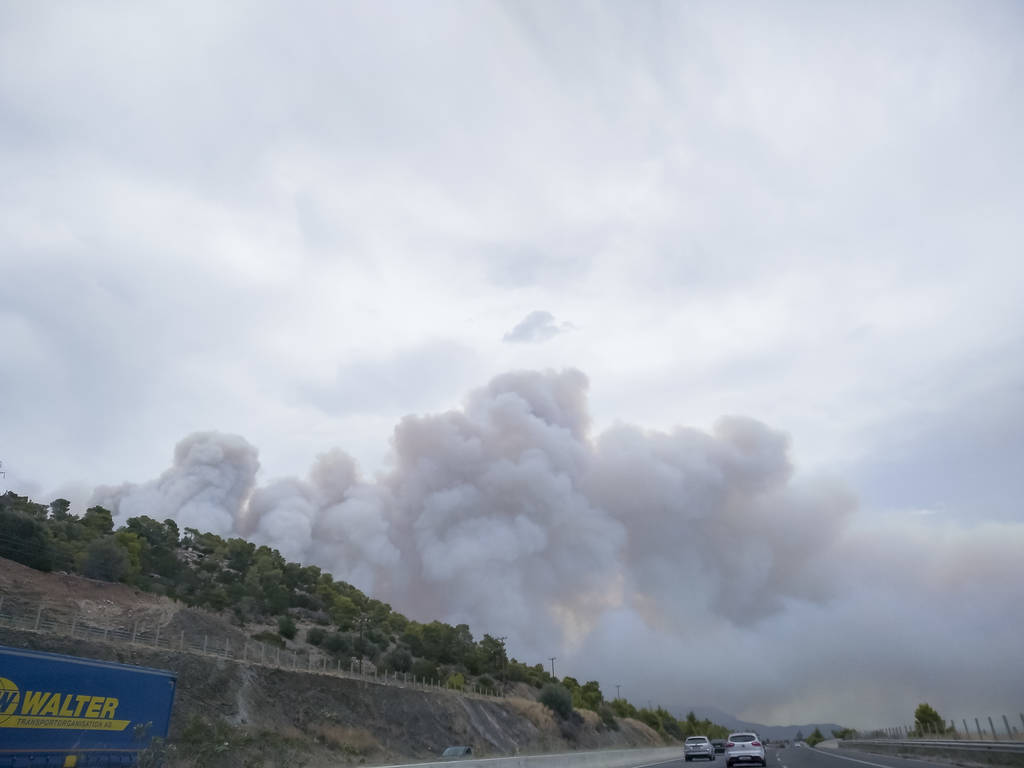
[[0, 558, 666, 767]]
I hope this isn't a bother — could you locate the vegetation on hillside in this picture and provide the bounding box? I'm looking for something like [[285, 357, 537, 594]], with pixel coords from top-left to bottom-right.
[[0, 490, 729, 739]]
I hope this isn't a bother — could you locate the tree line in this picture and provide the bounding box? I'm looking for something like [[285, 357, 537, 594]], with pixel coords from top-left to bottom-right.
[[0, 490, 731, 737]]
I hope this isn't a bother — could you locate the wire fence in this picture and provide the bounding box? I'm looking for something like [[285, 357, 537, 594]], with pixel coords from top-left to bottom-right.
[[865, 713, 1024, 742], [0, 594, 505, 700]]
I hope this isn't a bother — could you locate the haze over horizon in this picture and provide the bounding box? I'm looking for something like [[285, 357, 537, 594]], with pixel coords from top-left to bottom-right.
[[2, 1, 1022, 729]]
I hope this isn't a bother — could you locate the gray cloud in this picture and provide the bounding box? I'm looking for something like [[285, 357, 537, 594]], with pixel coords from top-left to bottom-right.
[[88, 369, 1024, 727], [503, 311, 574, 344]]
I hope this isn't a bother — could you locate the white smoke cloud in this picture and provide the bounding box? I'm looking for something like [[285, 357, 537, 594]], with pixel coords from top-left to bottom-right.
[[93, 431, 259, 535], [90, 369, 1024, 728]]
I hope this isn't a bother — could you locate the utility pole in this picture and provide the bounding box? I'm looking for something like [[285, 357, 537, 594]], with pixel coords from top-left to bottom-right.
[[549, 657, 557, 679]]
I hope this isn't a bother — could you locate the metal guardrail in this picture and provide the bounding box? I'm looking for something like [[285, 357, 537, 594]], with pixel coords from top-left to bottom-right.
[[845, 739, 1024, 754]]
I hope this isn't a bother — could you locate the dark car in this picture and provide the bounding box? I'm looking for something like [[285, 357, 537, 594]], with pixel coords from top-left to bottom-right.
[[712, 740, 726, 754], [441, 746, 473, 759]]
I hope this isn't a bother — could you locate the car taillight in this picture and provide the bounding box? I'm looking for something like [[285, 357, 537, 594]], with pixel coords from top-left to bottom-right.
[[726, 743, 735, 747], [752, 742, 761, 747]]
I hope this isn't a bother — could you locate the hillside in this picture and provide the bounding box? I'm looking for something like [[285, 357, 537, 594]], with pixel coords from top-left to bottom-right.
[[0, 557, 666, 767], [680, 706, 844, 742]]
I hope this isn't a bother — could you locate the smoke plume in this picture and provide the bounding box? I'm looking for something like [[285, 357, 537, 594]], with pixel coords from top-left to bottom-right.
[[91, 369, 1023, 727]]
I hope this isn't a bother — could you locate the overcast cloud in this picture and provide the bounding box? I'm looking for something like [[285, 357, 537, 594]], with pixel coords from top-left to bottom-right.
[[2, 1, 1023, 729]]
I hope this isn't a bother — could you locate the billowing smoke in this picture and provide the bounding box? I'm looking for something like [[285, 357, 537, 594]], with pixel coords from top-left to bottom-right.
[[93, 432, 259, 535], [92, 369, 1023, 727]]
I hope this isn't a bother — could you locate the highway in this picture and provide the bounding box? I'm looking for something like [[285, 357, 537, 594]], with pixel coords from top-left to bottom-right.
[[642, 745, 959, 768]]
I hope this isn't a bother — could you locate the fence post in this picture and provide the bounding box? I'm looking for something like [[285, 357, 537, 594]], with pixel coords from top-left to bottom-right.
[[203, 634, 208, 655], [975, 718, 983, 739], [34, 605, 43, 630], [1003, 716, 1012, 739], [963, 720, 969, 739], [132, 622, 138, 643], [70, 615, 77, 638], [154, 624, 160, 648], [225, 638, 230, 658], [988, 717, 998, 740]]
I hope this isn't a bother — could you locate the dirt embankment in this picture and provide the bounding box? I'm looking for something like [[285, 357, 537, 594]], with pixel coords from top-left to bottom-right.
[[0, 559, 666, 767]]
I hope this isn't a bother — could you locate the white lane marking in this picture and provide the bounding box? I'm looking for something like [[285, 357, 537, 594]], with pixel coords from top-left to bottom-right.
[[810, 751, 900, 768], [630, 760, 684, 768]]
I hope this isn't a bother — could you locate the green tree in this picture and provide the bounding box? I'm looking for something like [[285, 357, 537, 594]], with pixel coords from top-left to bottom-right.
[[0, 508, 55, 570], [914, 703, 946, 736], [113, 530, 144, 583], [49, 498, 73, 520], [806, 728, 825, 747], [611, 698, 637, 719], [540, 683, 574, 719], [80, 537, 129, 581], [82, 506, 115, 538], [479, 634, 508, 676], [0, 491, 48, 520], [576, 681, 604, 711]]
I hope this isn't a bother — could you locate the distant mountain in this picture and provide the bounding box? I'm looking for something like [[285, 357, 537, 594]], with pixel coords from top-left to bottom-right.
[[678, 706, 843, 741]]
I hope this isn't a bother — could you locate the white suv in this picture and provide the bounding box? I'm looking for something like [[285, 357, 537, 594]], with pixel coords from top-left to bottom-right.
[[685, 736, 716, 761], [725, 733, 766, 767]]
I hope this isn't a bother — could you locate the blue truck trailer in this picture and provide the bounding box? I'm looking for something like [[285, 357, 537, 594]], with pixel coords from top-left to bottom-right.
[[0, 644, 176, 767]]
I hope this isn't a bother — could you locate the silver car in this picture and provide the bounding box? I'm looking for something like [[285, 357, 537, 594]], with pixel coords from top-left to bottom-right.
[[685, 736, 716, 761], [725, 733, 766, 767]]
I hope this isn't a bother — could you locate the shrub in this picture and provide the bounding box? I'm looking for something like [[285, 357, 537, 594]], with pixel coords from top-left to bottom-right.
[[306, 627, 327, 646], [446, 672, 465, 690], [251, 631, 286, 649], [599, 703, 619, 730], [277, 615, 297, 639], [324, 632, 353, 655], [411, 659, 439, 681], [477, 675, 495, 690], [382, 647, 412, 673], [539, 683, 573, 719]]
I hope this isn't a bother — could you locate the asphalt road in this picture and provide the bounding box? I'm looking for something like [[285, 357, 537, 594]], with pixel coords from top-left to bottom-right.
[[644, 745, 957, 768]]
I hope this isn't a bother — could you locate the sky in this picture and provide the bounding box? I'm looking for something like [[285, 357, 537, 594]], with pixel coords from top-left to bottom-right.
[[2, 1, 1023, 730]]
